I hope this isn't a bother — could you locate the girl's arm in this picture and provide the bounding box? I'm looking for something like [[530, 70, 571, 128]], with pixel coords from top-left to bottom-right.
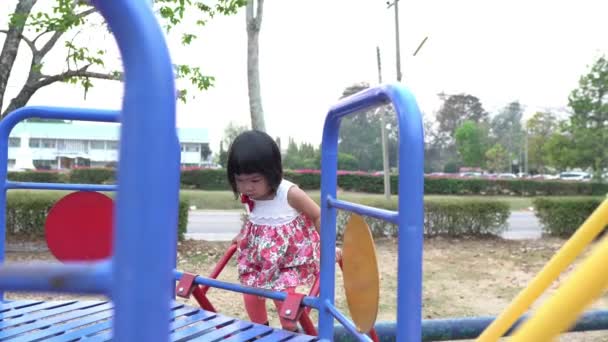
[[288, 185, 342, 261], [287, 185, 321, 233]]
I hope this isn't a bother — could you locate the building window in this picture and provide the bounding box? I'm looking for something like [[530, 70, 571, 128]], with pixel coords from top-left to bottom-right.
[[90, 140, 105, 150], [41, 139, 56, 149], [106, 141, 118, 150], [183, 143, 200, 153], [8, 138, 20, 147], [57, 139, 87, 153], [29, 138, 40, 148]]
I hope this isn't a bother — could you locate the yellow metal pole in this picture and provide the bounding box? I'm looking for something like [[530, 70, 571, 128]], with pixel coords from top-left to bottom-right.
[[509, 232, 608, 341], [476, 199, 608, 341]]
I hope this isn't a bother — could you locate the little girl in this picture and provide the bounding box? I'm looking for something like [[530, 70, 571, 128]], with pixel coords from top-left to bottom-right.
[[227, 130, 327, 331]]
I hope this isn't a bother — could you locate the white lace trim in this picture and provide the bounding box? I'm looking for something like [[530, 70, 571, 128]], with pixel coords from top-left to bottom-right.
[[248, 215, 299, 226]]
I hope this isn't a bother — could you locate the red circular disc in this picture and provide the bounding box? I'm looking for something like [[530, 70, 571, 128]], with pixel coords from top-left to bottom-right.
[[45, 191, 113, 262]]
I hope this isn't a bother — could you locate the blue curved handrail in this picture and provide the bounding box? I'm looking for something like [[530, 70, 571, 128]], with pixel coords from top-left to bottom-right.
[[317, 84, 425, 342]]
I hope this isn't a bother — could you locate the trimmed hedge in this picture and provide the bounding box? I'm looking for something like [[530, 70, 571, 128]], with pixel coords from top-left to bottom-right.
[[533, 197, 606, 238], [5, 191, 190, 241], [8, 170, 67, 183], [9, 168, 608, 196], [335, 198, 510, 238], [69, 168, 114, 184], [180, 169, 608, 196]]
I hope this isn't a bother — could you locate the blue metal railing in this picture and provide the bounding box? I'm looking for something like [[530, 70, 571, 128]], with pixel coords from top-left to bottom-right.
[[0, 1, 181, 341], [317, 84, 425, 341], [0, 107, 120, 300]]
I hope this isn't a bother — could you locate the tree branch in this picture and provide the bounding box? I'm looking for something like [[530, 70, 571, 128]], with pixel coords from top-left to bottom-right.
[[0, 29, 36, 54], [38, 7, 97, 59], [37, 66, 121, 88]]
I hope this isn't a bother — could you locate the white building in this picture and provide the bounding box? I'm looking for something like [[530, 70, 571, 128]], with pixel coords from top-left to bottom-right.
[[7, 121, 210, 170]]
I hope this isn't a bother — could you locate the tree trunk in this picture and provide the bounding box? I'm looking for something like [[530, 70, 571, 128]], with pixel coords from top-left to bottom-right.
[[246, 0, 266, 132], [0, 0, 37, 112], [3, 83, 36, 116]]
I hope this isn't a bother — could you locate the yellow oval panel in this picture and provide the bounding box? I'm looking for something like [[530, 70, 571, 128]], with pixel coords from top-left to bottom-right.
[[342, 213, 380, 333]]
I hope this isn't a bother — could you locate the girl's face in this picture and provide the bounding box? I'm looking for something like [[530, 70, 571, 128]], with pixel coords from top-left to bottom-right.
[[235, 173, 271, 200]]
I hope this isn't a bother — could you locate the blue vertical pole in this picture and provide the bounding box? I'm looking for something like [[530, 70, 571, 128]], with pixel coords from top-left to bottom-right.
[[318, 114, 340, 339], [0, 125, 8, 301], [93, 1, 179, 341], [389, 85, 425, 341]]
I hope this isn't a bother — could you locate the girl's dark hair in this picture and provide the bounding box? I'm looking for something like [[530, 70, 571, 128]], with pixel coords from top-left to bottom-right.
[[227, 130, 283, 198]]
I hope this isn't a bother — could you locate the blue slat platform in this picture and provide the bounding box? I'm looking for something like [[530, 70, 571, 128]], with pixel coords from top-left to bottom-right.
[[0, 300, 318, 341]]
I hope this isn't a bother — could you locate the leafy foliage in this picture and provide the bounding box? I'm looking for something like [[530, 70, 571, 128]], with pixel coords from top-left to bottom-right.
[[0, 0, 247, 117], [485, 143, 509, 173], [455, 120, 487, 167]]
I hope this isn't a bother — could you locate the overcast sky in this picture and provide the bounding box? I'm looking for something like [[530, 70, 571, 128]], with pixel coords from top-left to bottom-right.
[[1, 0, 607, 154]]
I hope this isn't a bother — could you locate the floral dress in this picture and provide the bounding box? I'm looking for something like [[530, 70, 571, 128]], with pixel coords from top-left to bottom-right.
[[237, 179, 320, 291]]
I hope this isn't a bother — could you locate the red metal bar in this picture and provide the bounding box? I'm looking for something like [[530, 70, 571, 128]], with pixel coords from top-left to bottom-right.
[[299, 309, 318, 335], [192, 286, 216, 312], [199, 243, 237, 295]]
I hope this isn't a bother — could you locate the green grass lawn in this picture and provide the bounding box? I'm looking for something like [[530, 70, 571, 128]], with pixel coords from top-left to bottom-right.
[[180, 190, 535, 211]]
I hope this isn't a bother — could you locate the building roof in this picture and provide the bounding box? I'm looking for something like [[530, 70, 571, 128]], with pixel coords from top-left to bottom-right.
[[9, 122, 208, 144]]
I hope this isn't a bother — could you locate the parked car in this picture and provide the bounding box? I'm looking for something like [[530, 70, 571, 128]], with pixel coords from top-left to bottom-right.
[[559, 171, 591, 182]]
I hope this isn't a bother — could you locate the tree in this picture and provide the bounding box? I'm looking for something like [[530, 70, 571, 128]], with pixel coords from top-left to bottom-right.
[[436, 93, 489, 145], [544, 131, 577, 171], [485, 143, 509, 173], [422, 113, 444, 172], [454, 120, 487, 168], [490, 101, 524, 164], [566, 55, 608, 179], [282, 138, 321, 170], [338, 153, 358, 171], [245, 0, 266, 131], [0, 0, 246, 117], [223, 121, 249, 148], [200, 143, 211, 161], [337, 83, 391, 171], [525, 111, 558, 173], [217, 141, 228, 168], [217, 121, 248, 167]]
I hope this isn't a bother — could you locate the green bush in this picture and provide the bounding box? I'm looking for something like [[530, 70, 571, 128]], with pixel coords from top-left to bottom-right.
[[69, 168, 115, 184], [4, 191, 190, 242], [333, 198, 510, 238], [177, 199, 189, 241], [8, 171, 67, 184], [423, 199, 510, 237], [5, 192, 62, 239], [533, 197, 605, 238], [181, 169, 227, 190]]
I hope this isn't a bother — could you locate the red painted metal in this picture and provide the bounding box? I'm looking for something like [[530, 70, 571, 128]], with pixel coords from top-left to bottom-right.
[[176, 272, 197, 298], [44, 191, 113, 262]]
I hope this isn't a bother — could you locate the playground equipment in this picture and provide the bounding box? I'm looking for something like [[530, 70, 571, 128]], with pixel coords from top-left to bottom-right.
[[176, 225, 380, 341], [1, 1, 608, 341], [0, 1, 423, 341]]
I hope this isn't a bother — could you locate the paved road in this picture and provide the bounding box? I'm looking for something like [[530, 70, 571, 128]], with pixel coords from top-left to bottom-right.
[[186, 210, 542, 241], [501, 211, 541, 240], [185, 210, 243, 241]]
